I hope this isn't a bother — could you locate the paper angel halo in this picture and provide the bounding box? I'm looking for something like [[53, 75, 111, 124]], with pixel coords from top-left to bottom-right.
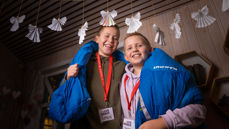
[[78, 21, 88, 44], [10, 15, 26, 32], [125, 12, 142, 33], [25, 24, 43, 43], [48, 17, 67, 31], [191, 5, 216, 28], [99, 10, 117, 26]]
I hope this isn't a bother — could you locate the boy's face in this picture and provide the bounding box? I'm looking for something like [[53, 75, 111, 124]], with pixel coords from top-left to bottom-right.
[[124, 35, 150, 66], [95, 27, 119, 57]]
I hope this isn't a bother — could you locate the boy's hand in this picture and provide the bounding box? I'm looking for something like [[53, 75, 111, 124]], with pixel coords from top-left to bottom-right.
[[67, 64, 79, 80], [138, 118, 168, 129]]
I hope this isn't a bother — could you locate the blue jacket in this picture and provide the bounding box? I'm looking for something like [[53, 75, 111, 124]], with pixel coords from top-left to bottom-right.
[[48, 41, 127, 123], [135, 48, 203, 128]]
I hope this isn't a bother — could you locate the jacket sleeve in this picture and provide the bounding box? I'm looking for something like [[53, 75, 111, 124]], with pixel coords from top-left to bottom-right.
[[161, 104, 207, 129]]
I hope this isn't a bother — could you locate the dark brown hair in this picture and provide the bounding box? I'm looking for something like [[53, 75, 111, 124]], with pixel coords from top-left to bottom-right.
[[124, 32, 152, 50], [97, 25, 120, 37]]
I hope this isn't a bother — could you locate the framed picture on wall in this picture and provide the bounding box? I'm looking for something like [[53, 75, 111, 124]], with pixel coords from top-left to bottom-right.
[[174, 51, 214, 89], [210, 76, 229, 118]]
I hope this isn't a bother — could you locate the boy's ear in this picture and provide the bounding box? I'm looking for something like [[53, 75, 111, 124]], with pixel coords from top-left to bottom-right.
[[94, 35, 99, 43], [124, 54, 129, 62]]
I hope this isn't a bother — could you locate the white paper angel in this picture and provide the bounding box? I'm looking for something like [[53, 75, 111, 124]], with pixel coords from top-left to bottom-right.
[[191, 5, 216, 28], [78, 21, 88, 44], [10, 15, 26, 32], [153, 24, 165, 46], [170, 13, 181, 39], [48, 17, 67, 31], [25, 24, 43, 43], [222, 0, 229, 12], [12, 90, 21, 99], [99, 10, 117, 26], [125, 12, 142, 33]]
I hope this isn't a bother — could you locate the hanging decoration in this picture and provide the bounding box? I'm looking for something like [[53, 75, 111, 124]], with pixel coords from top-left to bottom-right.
[[78, 0, 88, 44], [170, 13, 181, 39], [153, 24, 165, 46], [48, 0, 67, 31], [191, 5, 216, 28], [25, 0, 43, 43], [10, 0, 26, 32], [78, 22, 88, 44], [100, 10, 117, 26], [125, 0, 142, 33], [222, 0, 229, 12], [12, 90, 21, 99], [99, 0, 117, 26]]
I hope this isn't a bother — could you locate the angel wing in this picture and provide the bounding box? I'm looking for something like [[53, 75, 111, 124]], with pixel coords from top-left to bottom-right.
[[125, 12, 142, 33], [10, 15, 26, 32], [78, 21, 88, 44], [153, 24, 165, 46], [48, 17, 67, 31], [191, 5, 216, 28], [26, 24, 43, 43], [99, 10, 117, 26], [222, 0, 229, 12]]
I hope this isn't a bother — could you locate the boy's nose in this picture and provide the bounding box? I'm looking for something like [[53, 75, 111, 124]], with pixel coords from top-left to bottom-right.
[[108, 37, 113, 42]]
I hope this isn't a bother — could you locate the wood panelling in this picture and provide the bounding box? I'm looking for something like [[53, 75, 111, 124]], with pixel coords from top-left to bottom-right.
[[0, 0, 195, 62]]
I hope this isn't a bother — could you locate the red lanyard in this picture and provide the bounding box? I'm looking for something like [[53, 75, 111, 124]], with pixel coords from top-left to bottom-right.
[[124, 76, 140, 110], [96, 52, 113, 102]]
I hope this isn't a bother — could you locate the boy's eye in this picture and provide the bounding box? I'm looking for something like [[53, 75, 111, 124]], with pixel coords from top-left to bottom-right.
[[127, 47, 132, 50]]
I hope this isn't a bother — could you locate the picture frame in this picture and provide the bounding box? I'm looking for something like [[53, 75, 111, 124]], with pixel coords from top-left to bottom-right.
[[210, 76, 229, 118], [174, 51, 214, 89]]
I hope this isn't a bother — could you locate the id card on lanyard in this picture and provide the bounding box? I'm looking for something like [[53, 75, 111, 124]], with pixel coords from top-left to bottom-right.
[[122, 75, 140, 129], [96, 52, 115, 123]]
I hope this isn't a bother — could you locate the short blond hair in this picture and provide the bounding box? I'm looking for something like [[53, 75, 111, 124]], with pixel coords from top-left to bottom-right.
[[124, 32, 152, 50]]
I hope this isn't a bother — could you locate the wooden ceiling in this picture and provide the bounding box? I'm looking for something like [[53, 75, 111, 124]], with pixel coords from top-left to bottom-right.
[[0, 0, 194, 63]]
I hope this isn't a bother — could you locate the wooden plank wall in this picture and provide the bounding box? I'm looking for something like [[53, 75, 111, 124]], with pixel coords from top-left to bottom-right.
[[119, 0, 229, 128], [120, 0, 229, 78]]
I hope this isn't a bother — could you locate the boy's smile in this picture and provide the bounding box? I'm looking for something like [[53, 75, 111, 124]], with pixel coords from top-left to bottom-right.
[[95, 27, 119, 57], [124, 35, 150, 67]]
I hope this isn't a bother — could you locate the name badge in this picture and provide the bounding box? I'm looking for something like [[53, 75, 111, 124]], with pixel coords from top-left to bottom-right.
[[123, 118, 135, 129], [98, 107, 114, 123]]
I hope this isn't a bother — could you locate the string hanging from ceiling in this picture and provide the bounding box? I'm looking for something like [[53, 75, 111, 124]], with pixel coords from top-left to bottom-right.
[[10, 0, 26, 32], [99, 0, 117, 26], [125, 0, 142, 33], [78, 0, 88, 44], [48, 0, 67, 32], [25, 0, 43, 43]]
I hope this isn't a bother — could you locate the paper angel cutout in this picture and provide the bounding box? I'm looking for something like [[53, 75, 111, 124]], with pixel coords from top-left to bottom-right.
[[222, 0, 229, 12], [78, 21, 88, 44], [153, 24, 165, 46], [12, 90, 21, 99], [191, 5, 216, 28], [48, 17, 67, 31], [125, 12, 142, 33], [170, 13, 181, 39], [25, 24, 43, 43], [99, 10, 117, 26], [10, 15, 26, 32]]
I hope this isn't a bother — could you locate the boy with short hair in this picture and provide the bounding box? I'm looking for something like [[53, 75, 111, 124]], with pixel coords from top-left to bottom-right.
[[49, 25, 127, 129], [121, 32, 206, 129]]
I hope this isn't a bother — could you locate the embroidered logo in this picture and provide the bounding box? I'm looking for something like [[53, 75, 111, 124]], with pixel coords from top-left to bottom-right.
[[153, 66, 177, 71]]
